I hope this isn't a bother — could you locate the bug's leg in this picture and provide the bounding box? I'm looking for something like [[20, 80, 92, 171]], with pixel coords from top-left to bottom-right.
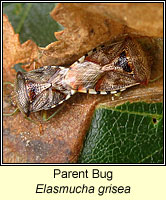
[[24, 115, 44, 135], [32, 59, 41, 70], [114, 91, 121, 97], [3, 81, 18, 115], [149, 75, 163, 83], [3, 82, 14, 87], [24, 115, 38, 125], [3, 107, 19, 116], [23, 52, 43, 70], [31, 49, 44, 69], [42, 104, 65, 122]]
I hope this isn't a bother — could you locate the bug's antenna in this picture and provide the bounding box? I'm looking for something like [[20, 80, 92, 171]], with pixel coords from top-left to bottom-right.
[[3, 108, 19, 116], [42, 104, 65, 122]]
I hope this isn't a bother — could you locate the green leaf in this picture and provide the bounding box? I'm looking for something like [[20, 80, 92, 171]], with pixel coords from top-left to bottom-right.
[[3, 3, 64, 46], [79, 102, 163, 164]]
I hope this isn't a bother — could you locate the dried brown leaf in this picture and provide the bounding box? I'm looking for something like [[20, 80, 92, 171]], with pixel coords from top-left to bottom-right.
[[3, 14, 38, 81], [38, 3, 133, 67]]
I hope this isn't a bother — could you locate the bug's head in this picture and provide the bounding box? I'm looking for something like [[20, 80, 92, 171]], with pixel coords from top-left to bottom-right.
[[111, 36, 151, 85]]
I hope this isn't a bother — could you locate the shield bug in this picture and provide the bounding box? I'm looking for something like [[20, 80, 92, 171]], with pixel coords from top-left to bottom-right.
[[14, 65, 75, 117], [64, 35, 151, 95]]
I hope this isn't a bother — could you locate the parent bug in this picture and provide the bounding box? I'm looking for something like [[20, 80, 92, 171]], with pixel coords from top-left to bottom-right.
[[15, 65, 74, 117], [4, 35, 151, 120], [65, 36, 150, 95]]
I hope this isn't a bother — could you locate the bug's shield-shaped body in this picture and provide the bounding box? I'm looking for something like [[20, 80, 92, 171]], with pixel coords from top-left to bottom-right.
[[15, 66, 73, 116], [64, 36, 150, 94]]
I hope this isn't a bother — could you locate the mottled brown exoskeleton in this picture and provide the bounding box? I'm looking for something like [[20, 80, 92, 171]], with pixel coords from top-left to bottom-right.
[[5, 35, 151, 119], [15, 66, 73, 117]]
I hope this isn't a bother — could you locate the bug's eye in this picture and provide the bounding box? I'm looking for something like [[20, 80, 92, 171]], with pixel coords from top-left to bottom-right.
[[115, 51, 132, 73]]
